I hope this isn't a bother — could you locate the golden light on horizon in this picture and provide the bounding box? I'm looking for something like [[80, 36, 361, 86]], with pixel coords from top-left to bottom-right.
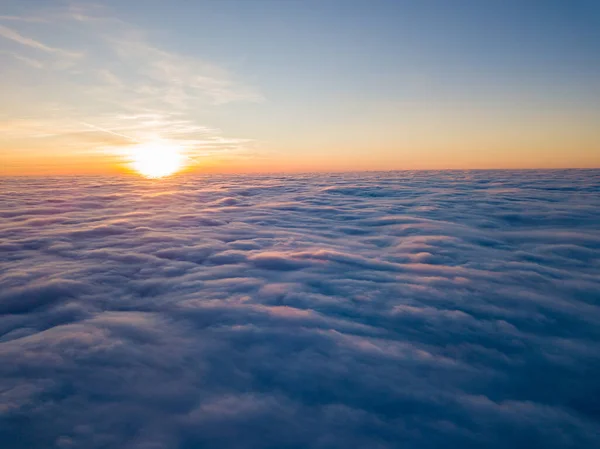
[[128, 142, 186, 178]]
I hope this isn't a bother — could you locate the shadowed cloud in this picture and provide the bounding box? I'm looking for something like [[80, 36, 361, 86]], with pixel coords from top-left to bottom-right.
[[0, 170, 599, 448]]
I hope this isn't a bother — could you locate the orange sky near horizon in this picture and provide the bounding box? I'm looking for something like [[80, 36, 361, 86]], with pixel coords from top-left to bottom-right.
[[1, 2, 599, 176], [2, 110, 598, 176]]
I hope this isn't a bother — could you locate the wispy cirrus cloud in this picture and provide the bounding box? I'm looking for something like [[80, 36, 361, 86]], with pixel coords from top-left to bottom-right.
[[0, 15, 49, 23], [110, 37, 263, 106], [0, 24, 81, 57], [0, 50, 44, 68], [0, 3, 263, 172], [0, 4, 262, 105]]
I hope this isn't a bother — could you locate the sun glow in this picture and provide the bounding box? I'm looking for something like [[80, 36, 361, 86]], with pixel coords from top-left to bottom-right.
[[129, 142, 186, 178]]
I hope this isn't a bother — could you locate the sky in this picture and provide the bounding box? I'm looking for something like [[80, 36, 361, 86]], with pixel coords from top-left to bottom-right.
[[0, 0, 599, 175]]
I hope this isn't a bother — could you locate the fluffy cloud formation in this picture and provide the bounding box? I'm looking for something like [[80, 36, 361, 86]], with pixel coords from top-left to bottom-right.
[[1, 170, 600, 448]]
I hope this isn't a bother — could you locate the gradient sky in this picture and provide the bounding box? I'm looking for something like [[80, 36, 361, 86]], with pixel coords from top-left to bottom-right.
[[1, 0, 599, 175]]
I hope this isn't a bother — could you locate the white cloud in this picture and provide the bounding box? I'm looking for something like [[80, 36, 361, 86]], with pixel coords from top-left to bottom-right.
[[1, 171, 599, 448]]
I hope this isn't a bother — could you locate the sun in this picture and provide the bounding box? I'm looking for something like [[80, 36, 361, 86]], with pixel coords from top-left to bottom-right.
[[128, 142, 186, 178]]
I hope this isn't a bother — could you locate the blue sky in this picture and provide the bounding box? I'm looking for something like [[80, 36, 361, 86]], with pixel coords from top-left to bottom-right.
[[1, 0, 599, 173]]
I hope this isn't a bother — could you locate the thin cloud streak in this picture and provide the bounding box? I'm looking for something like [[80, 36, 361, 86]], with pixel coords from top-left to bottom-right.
[[78, 122, 141, 144], [0, 3, 263, 172], [0, 50, 44, 68], [0, 15, 49, 23], [0, 24, 80, 57]]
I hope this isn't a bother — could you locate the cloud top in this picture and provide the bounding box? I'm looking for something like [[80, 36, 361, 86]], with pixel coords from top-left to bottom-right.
[[1, 170, 600, 448]]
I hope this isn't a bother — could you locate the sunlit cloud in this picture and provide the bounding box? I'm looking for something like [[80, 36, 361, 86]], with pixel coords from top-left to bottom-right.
[[1, 171, 599, 446], [0, 3, 263, 175]]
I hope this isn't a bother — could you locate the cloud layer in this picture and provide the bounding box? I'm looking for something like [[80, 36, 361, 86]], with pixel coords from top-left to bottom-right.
[[1, 170, 600, 448]]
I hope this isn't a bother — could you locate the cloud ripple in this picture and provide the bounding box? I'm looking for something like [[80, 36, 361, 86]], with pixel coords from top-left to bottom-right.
[[1, 170, 600, 448]]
